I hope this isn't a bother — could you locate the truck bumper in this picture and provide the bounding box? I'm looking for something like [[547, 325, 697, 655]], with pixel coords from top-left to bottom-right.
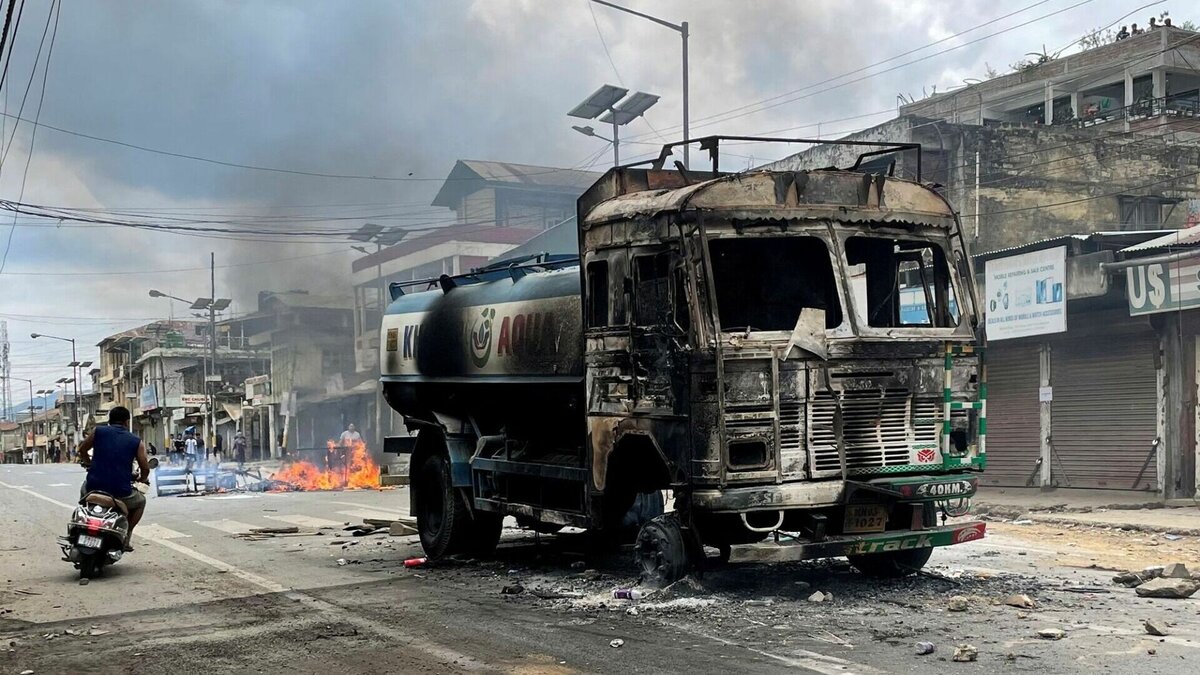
[[691, 474, 978, 513], [727, 521, 986, 563]]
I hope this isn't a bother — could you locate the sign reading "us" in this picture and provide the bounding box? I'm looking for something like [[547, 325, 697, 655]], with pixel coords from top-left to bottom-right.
[[1126, 255, 1200, 315]]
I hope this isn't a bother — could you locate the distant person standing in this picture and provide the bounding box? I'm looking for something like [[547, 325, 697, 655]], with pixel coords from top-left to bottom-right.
[[233, 431, 247, 469], [213, 433, 223, 464], [339, 423, 362, 448], [184, 433, 198, 464], [196, 435, 206, 464]]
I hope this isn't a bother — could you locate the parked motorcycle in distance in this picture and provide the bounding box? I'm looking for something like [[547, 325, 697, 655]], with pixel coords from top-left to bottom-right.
[[59, 457, 157, 579]]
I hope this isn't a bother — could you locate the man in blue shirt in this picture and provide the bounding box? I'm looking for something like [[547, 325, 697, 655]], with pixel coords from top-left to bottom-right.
[[77, 407, 151, 550]]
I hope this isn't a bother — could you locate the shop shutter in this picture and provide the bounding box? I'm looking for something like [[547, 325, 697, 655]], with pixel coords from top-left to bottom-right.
[[981, 343, 1042, 487], [1050, 331, 1158, 490]]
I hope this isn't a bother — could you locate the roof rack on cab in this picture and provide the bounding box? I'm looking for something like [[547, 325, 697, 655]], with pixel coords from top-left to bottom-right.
[[623, 135, 923, 181]]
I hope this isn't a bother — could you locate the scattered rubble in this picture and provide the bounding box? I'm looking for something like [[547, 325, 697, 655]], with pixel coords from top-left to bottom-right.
[[808, 591, 829, 603], [947, 596, 968, 612], [1037, 628, 1066, 640], [915, 641, 935, 655], [609, 639, 624, 648], [1134, 577, 1199, 599], [1003, 593, 1036, 609], [1162, 562, 1190, 579], [1143, 619, 1169, 636], [952, 644, 977, 662]]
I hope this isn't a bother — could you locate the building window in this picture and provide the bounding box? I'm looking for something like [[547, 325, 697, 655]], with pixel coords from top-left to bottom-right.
[[1118, 196, 1166, 228]]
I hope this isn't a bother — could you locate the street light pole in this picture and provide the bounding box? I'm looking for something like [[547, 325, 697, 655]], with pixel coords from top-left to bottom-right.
[[589, 0, 689, 168], [30, 332, 81, 439]]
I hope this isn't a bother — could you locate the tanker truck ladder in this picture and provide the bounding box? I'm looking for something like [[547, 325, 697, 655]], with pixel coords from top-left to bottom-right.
[[942, 343, 986, 461], [385, 253, 579, 299]]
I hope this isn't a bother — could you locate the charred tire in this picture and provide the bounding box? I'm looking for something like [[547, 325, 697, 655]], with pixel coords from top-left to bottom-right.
[[848, 547, 934, 578], [635, 513, 691, 588], [463, 510, 503, 558], [415, 453, 470, 560]]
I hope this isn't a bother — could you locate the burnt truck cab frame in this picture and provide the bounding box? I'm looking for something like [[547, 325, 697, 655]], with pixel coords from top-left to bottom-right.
[[382, 136, 987, 583]]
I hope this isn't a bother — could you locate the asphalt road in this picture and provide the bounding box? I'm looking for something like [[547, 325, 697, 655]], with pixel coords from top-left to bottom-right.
[[2, 462, 1199, 674]]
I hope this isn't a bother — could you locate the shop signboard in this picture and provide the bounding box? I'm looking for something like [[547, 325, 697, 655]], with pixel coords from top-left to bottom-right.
[[1126, 252, 1200, 315], [139, 385, 158, 412], [180, 394, 208, 406], [984, 246, 1067, 341]]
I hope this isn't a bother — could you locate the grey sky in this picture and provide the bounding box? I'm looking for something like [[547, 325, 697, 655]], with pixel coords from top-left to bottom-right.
[[0, 0, 1172, 390]]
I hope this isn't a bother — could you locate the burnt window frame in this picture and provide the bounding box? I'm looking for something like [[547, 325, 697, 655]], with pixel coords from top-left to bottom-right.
[[706, 233, 845, 333], [585, 260, 609, 328], [841, 232, 964, 331]]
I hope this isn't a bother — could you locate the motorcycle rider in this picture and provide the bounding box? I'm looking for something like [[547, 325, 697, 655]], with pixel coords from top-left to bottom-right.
[[77, 406, 150, 551]]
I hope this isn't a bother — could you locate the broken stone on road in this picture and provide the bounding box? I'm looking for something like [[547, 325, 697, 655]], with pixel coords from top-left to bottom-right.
[[1134, 577, 1200, 599]]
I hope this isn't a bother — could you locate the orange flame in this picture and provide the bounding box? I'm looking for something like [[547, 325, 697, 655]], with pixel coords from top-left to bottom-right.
[[271, 439, 380, 491]]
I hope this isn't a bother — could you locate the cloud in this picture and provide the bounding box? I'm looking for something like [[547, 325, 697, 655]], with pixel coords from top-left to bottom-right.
[[0, 0, 1142, 390]]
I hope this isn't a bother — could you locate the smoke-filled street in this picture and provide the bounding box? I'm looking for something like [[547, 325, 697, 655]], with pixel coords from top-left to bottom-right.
[[5, 3, 1200, 674], [4, 462, 1200, 674]]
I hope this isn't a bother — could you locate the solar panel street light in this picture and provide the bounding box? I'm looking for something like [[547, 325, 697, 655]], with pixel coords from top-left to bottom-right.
[[568, 86, 659, 167], [349, 222, 385, 243], [567, 84, 628, 120]]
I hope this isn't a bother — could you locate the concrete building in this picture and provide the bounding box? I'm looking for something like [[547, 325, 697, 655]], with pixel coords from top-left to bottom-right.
[[769, 26, 1200, 255], [768, 25, 1200, 499], [1, 421, 21, 463], [221, 291, 354, 460]]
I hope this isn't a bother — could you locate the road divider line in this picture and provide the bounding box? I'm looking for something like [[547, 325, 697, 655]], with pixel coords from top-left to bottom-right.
[[0, 478, 488, 668], [265, 514, 343, 529], [196, 519, 263, 534], [337, 508, 407, 522]]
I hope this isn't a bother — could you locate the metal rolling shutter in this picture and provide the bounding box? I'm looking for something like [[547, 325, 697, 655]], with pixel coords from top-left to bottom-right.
[[981, 343, 1042, 487], [1050, 332, 1158, 490]]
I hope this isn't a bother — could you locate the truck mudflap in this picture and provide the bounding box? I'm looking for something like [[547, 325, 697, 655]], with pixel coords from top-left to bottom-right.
[[726, 521, 986, 564]]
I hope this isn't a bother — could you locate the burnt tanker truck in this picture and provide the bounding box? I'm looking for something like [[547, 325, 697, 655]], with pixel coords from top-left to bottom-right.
[[381, 137, 987, 583]]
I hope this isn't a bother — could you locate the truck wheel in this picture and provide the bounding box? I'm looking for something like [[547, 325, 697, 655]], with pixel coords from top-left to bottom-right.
[[848, 547, 933, 578], [463, 511, 503, 558], [415, 453, 470, 560], [635, 513, 691, 587]]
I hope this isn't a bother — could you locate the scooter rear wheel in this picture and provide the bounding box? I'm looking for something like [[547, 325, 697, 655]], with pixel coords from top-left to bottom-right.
[[79, 555, 101, 579]]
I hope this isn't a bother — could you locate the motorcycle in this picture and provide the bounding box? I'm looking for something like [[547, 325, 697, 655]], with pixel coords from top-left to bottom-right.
[[59, 457, 157, 579]]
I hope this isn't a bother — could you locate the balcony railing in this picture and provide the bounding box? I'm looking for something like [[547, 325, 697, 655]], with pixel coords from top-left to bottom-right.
[[1073, 93, 1200, 128]]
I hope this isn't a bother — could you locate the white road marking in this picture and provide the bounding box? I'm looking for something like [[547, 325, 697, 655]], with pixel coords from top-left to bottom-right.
[[136, 523, 191, 539], [337, 508, 407, 522], [265, 514, 343, 529], [672, 621, 888, 675], [196, 519, 262, 535], [47, 482, 71, 487]]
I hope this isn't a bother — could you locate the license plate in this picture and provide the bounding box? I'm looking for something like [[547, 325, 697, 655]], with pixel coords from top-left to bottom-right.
[[844, 505, 888, 534], [77, 535, 103, 549]]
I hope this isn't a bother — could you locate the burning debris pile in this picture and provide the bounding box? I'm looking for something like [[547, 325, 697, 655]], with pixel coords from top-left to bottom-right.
[[271, 439, 381, 491]]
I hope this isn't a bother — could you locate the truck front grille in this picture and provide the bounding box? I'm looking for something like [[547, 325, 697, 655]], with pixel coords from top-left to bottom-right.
[[808, 389, 938, 476]]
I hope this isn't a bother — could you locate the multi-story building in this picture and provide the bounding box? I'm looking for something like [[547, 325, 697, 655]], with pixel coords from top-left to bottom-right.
[[768, 25, 1200, 498], [221, 291, 354, 460]]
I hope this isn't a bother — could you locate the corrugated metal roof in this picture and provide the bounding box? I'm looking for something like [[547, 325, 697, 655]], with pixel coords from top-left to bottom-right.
[[1121, 224, 1200, 252], [974, 231, 1170, 261], [432, 160, 601, 207]]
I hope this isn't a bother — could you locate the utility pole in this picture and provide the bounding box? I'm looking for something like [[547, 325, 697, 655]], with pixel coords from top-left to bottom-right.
[[209, 252, 218, 450], [589, 0, 689, 167]]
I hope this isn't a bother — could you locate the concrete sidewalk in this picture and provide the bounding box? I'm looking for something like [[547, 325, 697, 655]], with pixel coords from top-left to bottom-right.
[[975, 486, 1200, 535]]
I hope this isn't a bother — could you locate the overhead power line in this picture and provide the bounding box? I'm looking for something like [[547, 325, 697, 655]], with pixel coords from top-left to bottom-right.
[[626, 0, 1095, 143]]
